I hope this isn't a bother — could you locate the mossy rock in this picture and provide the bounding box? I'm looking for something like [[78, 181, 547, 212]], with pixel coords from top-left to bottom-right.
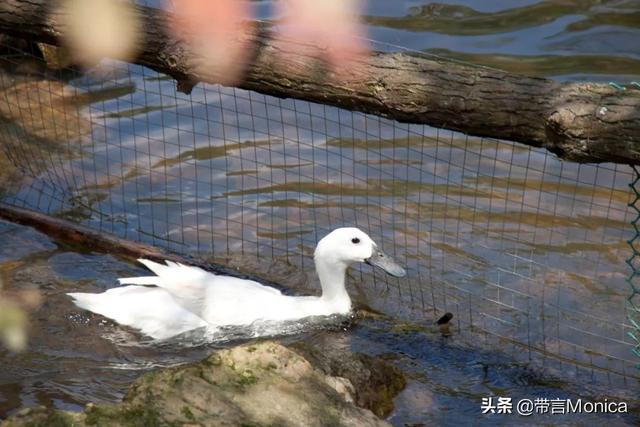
[[291, 338, 407, 418], [2, 341, 400, 427], [1, 406, 81, 427]]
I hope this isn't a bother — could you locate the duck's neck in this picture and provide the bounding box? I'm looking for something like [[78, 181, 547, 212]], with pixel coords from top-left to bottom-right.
[[314, 257, 351, 310]]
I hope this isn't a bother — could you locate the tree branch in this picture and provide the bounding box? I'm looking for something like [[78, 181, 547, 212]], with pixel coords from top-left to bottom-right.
[[0, 0, 639, 164]]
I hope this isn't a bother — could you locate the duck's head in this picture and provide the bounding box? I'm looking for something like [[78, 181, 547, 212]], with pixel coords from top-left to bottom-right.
[[314, 227, 406, 277]]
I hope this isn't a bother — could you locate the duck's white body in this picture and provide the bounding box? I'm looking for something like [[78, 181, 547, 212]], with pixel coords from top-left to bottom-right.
[[68, 228, 405, 340]]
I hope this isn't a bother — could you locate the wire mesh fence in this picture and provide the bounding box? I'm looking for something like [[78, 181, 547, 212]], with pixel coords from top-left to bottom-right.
[[0, 32, 638, 394], [627, 165, 640, 371]]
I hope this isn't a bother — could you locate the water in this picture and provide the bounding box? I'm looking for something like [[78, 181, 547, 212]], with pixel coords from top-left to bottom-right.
[[1, 0, 640, 424], [0, 219, 637, 424]]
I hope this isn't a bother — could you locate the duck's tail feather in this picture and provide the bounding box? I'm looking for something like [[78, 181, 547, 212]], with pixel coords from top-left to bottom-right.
[[137, 258, 169, 275], [137, 259, 191, 277], [118, 276, 160, 286], [68, 292, 100, 312], [132, 258, 211, 315]]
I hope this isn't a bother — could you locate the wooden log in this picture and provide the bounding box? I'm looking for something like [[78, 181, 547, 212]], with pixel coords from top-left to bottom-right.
[[0, 0, 639, 164]]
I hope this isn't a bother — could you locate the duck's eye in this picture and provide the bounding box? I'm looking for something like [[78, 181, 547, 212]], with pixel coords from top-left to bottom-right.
[[351, 237, 360, 244]]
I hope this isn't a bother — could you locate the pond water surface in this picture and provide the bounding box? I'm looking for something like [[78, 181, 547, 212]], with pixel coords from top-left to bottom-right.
[[1, 1, 640, 425]]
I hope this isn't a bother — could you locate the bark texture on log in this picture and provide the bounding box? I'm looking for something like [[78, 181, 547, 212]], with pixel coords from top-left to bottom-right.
[[0, 0, 639, 164]]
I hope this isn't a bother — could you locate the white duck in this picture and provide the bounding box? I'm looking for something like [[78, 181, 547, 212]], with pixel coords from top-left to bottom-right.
[[68, 227, 405, 340]]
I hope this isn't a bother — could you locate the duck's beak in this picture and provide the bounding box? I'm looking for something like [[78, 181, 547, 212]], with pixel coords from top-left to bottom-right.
[[365, 246, 406, 277]]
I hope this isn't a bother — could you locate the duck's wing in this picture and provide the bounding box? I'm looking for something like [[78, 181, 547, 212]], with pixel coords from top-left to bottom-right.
[[121, 259, 278, 316], [120, 259, 286, 325], [197, 275, 291, 326], [119, 259, 212, 316], [68, 286, 207, 340]]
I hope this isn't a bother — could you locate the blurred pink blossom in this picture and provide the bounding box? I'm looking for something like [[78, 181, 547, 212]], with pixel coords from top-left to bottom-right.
[[275, 0, 369, 77], [167, 0, 255, 85]]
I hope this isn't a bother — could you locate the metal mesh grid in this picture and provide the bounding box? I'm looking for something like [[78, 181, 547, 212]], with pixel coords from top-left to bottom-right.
[[0, 37, 637, 391], [627, 165, 640, 371]]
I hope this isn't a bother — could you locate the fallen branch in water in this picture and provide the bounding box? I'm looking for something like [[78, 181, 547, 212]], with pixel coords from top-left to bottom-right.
[[0, 202, 281, 287], [0, 0, 639, 164]]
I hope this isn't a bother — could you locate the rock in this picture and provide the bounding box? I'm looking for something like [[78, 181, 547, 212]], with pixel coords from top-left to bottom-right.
[[2, 406, 82, 426], [2, 341, 402, 427], [291, 337, 407, 418]]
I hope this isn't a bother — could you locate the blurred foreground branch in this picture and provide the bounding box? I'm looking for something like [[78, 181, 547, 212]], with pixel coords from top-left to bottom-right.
[[0, 0, 639, 164]]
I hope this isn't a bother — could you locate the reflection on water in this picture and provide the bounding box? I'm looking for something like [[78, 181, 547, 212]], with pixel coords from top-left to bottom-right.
[[425, 48, 640, 78], [0, 220, 638, 424], [364, 0, 640, 80], [0, 0, 639, 424], [1, 70, 636, 400], [364, 1, 603, 35], [145, 314, 352, 348]]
